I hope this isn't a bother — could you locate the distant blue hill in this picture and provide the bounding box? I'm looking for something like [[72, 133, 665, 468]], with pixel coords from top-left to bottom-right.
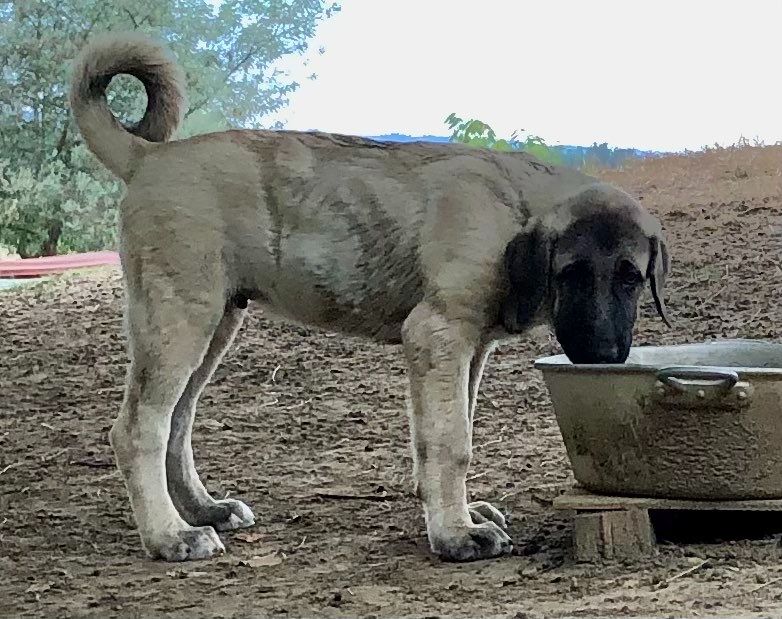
[[365, 133, 669, 169], [366, 133, 452, 144]]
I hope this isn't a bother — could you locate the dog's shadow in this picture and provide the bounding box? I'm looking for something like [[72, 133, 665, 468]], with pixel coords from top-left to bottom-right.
[[651, 509, 782, 544]]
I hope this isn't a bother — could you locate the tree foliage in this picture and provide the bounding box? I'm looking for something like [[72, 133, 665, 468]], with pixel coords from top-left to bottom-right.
[[0, 0, 339, 256], [444, 114, 662, 170], [445, 113, 564, 166]]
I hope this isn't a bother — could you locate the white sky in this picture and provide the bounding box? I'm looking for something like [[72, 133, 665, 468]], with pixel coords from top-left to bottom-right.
[[264, 0, 782, 152]]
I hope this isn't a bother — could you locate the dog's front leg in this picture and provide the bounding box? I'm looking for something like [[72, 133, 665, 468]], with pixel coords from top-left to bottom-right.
[[402, 303, 512, 562]]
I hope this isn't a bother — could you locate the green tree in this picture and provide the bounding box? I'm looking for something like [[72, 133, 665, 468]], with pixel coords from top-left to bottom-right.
[[0, 0, 339, 257], [445, 113, 563, 166]]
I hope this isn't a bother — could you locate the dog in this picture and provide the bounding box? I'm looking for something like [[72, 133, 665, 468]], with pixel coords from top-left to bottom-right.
[[69, 32, 671, 563]]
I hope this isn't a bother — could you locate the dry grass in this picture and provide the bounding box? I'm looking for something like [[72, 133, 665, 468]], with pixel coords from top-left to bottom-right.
[[594, 144, 782, 213]]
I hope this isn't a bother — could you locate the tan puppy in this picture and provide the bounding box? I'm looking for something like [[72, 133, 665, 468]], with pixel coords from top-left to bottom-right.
[[69, 32, 670, 563]]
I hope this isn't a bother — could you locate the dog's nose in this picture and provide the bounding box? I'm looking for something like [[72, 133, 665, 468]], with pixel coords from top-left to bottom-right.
[[590, 344, 620, 364], [563, 343, 623, 365]]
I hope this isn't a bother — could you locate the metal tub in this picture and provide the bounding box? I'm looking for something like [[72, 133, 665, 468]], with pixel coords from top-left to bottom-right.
[[534, 339, 782, 500]]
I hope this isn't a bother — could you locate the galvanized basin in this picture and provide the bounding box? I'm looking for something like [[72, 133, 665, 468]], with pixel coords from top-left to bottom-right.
[[534, 339, 782, 500]]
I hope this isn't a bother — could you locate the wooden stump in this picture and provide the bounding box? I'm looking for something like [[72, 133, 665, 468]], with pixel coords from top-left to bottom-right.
[[572, 508, 654, 561]]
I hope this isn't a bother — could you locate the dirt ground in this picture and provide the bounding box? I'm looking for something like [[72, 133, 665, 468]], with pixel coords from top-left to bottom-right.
[[1, 145, 781, 618]]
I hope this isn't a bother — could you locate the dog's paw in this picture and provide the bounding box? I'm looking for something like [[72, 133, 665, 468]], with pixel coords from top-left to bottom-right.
[[429, 521, 513, 562], [212, 499, 256, 532], [145, 525, 225, 562], [179, 497, 256, 531], [468, 500, 508, 529]]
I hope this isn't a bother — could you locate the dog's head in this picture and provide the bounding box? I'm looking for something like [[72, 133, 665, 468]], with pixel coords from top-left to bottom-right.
[[502, 183, 671, 364]]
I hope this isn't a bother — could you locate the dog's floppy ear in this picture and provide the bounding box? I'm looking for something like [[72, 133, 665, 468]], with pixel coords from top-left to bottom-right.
[[647, 233, 671, 327], [501, 220, 553, 332]]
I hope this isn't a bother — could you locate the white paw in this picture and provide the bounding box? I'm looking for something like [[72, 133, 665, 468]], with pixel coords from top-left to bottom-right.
[[429, 520, 513, 562], [145, 525, 225, 562], [213, 499, 256, 532], [468, 500, 508, 529]]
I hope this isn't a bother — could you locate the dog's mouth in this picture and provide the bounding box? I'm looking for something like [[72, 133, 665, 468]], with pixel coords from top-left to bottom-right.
[[559, 340, 630, 365]]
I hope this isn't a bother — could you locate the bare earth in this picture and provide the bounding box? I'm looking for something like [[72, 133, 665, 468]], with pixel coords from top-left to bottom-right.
[[1, 146, 781, 618]]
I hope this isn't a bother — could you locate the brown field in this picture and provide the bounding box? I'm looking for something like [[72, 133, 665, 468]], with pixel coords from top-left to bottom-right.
[[1, 145, 781, 618]]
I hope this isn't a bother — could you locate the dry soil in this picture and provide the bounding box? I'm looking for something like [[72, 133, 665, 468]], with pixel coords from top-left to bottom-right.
[[1, 145, 781, 618]]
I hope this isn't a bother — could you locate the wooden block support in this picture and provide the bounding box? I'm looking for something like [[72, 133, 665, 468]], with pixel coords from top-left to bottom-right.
[[555, 486, 782, 563], [573, 507, 655, 562]]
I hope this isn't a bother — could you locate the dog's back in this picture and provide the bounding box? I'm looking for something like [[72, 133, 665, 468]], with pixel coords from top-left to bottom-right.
[[70, 31, 598, 341]]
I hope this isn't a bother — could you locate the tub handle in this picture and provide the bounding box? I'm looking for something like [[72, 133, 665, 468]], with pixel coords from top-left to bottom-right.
[[656, 366, 739, 396]]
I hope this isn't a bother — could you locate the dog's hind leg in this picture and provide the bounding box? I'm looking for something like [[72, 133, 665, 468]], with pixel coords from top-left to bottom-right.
[[110, 271, 228, 562], [467, 342, 494, 427], [166, 304, 255, 531], [464, 341, 508, 530]]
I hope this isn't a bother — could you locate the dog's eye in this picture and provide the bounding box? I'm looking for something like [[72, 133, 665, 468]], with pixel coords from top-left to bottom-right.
[[616, 261, 643, 287], [556, 261, 590, 282]]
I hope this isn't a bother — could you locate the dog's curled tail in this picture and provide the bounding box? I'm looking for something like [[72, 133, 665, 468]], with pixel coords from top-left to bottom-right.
[[69, 32, 186, 182]]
